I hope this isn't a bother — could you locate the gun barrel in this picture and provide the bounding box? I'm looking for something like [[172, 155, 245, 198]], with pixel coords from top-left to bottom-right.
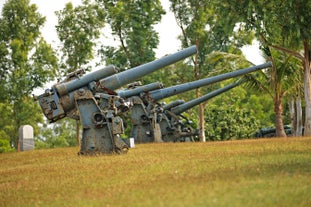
[[117, 82, 164, 98], [163, 100, 185, 110], [149, 62, 272, 101], [171, 81, 241, 115], [55, 65, 118, 96], [98, 45, 197, 90]]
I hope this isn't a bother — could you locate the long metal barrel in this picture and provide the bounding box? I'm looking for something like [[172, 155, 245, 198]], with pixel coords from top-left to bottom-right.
[[98, 45, 197, 90], [117, 82, 164, 98], [55, 65, 118, 96], [163, 100, 185, 110], [171, 81, 241, 115], [149, 62, 272, 101]]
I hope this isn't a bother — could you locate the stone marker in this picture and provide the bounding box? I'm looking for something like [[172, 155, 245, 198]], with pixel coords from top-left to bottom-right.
[[129, 137, 135, 148], [19, 125, 34, 151]]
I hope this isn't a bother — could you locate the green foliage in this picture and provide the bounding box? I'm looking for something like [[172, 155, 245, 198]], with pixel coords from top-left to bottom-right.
[[30, 38, 58, 87], [169, 0, 258, 141], [14, 97, 43, 133], [0, 0, 57, 93], [245, 94, 275, 126], [205, 106, 258, 140], [243, 48, 303, 136], [37, 118, 78, 149], [205, 86, 261, 140], [55, 0, 105, 74], [98, 0, 165, 71], [212, 0, 309, 136], [155, 61, 195, 87], [159, 50, 266, 140], [0, 102, 14, 144], [270, 49, 303, 95], [0, 138, 14, 153], [169, 0, 254, 68], [0, 0, 58, 148], [0, 97, 43, 149]]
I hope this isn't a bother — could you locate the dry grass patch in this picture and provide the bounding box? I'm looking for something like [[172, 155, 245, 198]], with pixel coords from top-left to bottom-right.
[[1, 138, 311, 207]]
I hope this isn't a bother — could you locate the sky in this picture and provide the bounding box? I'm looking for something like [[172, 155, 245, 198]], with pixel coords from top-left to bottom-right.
[[0, 0, 181, 59], [0, 0, 263, 64], [25, 0, 182, 58]]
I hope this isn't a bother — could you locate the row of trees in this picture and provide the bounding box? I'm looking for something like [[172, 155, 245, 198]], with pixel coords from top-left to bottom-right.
[[215, 0, 310, 137], [0, 0, 310, 152]]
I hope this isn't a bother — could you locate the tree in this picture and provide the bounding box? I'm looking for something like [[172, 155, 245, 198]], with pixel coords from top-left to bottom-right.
[[0, 0, 58, 149], [169, 0, 254, 141], [245, 47, 302, 137], [217, 0, 311, 136], [97, 0, 165, 72], [205, 93, 260, 141], [55, 0, 105, 74], [0, 102, 14, 152]]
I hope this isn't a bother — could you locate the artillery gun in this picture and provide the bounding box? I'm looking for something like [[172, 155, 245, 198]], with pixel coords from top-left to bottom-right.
[[120, 62, 272, 143], [37, 46, 197, 155], [160, 81, 243, 142]]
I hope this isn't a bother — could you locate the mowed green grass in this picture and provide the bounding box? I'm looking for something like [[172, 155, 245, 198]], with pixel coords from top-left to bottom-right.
[[1, 138, 311, 207]]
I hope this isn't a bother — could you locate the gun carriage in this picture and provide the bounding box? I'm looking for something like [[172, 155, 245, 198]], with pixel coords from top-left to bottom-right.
[[37, 46, 197, 155], [119, 62, 272, 143]]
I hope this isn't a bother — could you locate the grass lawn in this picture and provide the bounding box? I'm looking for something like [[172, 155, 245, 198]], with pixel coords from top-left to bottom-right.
[[1, 137, 311, 207]]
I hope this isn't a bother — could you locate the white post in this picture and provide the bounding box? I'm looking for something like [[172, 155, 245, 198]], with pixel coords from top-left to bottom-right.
[[19, 125, 34, 151]]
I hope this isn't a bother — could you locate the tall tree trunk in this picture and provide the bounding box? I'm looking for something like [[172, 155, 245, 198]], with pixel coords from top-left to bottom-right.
[[296, 96, 303, 136], [289, 99, 297, 136], [197, 89, 206, 142], [289, 96, 303, 137], [194, 41, 206, 142], [13, 102, 21, 151], [303, 41, 311, 136], [274, 95, 286, 137]]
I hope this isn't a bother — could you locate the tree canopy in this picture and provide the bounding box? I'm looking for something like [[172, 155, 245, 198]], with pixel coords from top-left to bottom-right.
[[0, 0, 57, 150]]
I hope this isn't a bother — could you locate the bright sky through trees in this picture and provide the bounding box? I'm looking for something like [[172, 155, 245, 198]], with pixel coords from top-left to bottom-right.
[[0, 0, 263, 63]]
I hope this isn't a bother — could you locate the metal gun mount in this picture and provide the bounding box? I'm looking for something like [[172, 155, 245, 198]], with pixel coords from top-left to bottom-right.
[[123, 62, 273, 143], [37, 45, 197, 155]]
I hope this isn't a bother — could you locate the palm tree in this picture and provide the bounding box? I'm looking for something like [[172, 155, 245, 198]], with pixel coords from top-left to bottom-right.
[[246, 46, 303, 137]]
